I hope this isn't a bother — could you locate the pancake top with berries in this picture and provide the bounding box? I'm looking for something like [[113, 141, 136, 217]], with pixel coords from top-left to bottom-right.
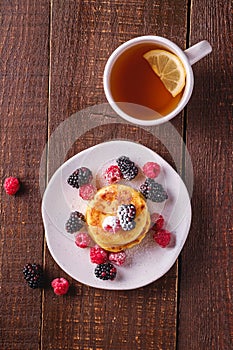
[[86, 184, 150, 252]]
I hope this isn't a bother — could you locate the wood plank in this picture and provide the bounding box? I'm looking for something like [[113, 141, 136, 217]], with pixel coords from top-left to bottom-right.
[[42, 1, 189, 349], [178, 0, 233, 349], [0, 1, 50, 349]]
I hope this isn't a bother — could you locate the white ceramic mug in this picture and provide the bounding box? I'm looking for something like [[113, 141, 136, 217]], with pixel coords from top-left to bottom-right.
[[103, 36, 212, 126]]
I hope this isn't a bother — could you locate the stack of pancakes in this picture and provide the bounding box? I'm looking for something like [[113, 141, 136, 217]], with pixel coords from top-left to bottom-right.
[[86, 184, 150, 252]]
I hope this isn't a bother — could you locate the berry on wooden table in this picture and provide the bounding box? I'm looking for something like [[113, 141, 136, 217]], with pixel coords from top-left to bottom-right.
[[51, 278, 69, 295], [23, 263, 44, 289], [4, 177, 20, 195]]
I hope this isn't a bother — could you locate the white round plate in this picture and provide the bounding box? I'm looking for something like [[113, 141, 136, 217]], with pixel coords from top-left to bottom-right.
[[42, 140, 191, 290]]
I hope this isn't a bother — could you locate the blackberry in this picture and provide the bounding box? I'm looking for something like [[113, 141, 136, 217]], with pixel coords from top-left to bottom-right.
[[139, 178, 168, 202], [120, 220, 136, 231], [116, 156, 138, 180], [118, 204, 136, 231], [65, 211, 85, 233], [139, 182, 149, 198], [23, 263, 44, 289], [118, 204, 136, 220], [67, 167, 93, 189], [94, 263, 117, 281]]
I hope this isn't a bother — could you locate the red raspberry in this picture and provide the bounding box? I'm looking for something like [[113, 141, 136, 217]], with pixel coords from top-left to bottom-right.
[[75, 232, 91, 248], [4, 177, 20, 195], [90, 245, 108, 264], [150, 213, 164, 231], [108, 251, 126, 266], [79, 184, 96, 200], [142, 162, 160, 178], [153, 229, 171, 248], [102, 216, 121, 233], [51, 278, 69, 295], [104, 165, 122, 184]]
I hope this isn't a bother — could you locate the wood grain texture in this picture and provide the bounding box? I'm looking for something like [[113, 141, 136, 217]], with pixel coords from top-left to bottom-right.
[[42, 1, 188, 349], [178, 0, 233, 349], [0, 1, 50, 349], [2, 0, 231, 349]]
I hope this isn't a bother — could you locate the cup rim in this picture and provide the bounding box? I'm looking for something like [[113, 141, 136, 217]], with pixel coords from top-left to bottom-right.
[[103, 35, 194, 126]]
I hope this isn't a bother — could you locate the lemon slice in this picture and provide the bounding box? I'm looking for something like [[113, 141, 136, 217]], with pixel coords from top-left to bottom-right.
[[143, 49, 186, 97]]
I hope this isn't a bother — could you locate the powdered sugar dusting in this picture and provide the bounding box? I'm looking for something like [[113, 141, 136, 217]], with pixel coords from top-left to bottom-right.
[[43, 140, 192, 289]]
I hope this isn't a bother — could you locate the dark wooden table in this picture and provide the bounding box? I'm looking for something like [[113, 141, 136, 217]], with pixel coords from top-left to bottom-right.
[[1, 1, 232, 349]]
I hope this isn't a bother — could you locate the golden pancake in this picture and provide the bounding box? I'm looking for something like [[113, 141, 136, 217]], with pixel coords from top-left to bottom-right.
[[86, 184, 150, 252]]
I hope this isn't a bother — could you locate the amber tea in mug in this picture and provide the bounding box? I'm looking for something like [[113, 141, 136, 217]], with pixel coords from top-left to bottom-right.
[[109, 43, 184, 120], [104, 36, 212, 126]]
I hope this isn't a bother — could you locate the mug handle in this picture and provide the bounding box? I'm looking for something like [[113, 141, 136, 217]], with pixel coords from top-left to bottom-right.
[[184, 40, 212, 65]]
